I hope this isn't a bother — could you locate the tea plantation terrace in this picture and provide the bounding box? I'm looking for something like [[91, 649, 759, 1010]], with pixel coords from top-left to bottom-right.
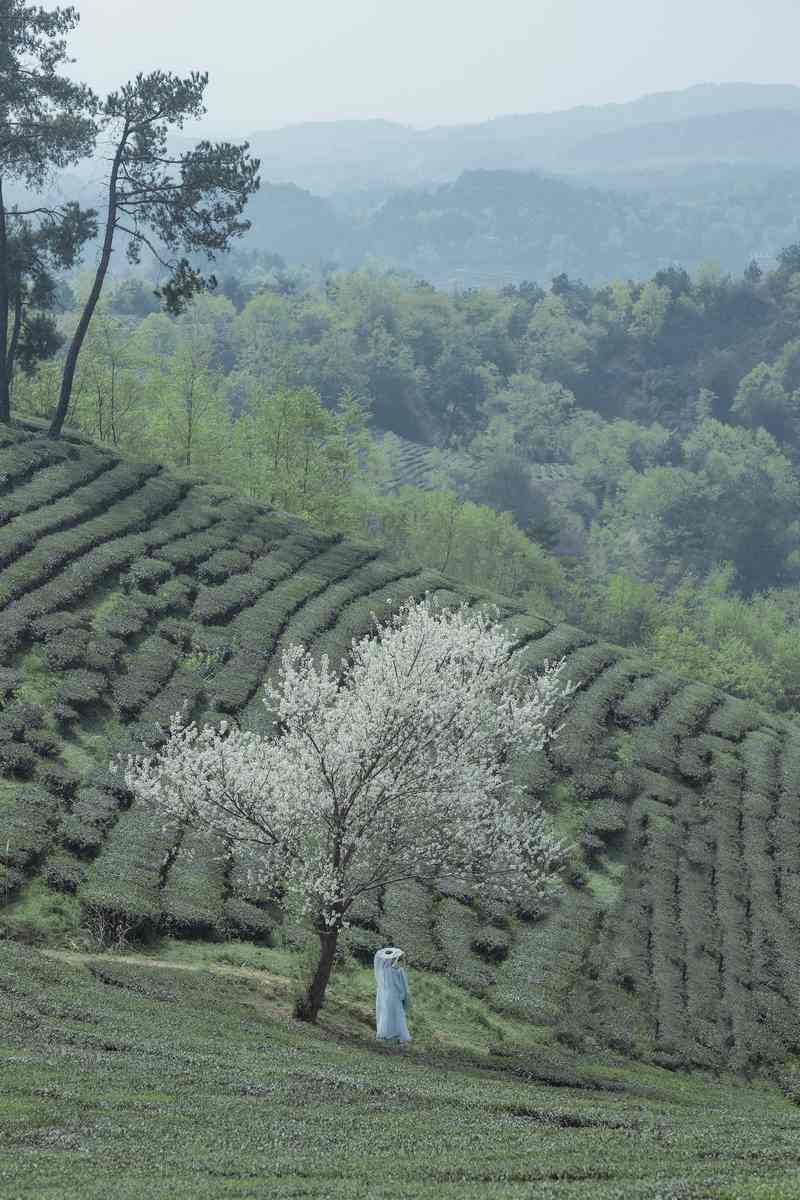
[[0, 423, 798, 1073]]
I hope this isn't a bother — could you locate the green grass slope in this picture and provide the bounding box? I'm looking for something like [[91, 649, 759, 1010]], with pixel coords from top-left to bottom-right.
[[0, 426, 799, 1074], [4, 939, 800, 1199]]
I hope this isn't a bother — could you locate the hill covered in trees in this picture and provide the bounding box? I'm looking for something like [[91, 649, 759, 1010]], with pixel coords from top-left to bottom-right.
[[214, 163, 800, 288], [1, 424, 799, 1073]]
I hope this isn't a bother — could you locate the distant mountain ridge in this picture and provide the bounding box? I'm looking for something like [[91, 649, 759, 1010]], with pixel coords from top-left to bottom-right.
[[245, 83, 800, 194], [566, 108, 800, 170]]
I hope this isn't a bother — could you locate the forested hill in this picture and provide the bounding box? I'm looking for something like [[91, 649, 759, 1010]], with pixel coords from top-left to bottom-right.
[[235, 164, 800, 288], [358, 168, 788, 287], [1, 424, 798, 1072]]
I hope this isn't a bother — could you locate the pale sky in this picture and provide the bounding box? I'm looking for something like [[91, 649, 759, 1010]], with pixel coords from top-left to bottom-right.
[[62, 0, 800, 134]]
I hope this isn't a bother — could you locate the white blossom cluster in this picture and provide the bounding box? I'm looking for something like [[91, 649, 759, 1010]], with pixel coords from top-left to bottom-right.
[[120, 595, 576, 929]]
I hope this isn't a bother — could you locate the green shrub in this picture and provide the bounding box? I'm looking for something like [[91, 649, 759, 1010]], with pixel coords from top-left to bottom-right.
[[37, 761, 79, 799], [471, 926, 510, 963], [139, 670, 205, 729], [56, 669, 107, 708], [122, 557, 174, 594], [0, 785, 59, 872], [309, 569, 445, 675], [100, 597, 150, 639], [222, 895, 276, 942], [78, 800, 177, 932], [0, 439, 64, 493], [379, 880, 438, 970], [52, 702, 79, 725], [85, 635, 124, 673], [43, 627, 91, 670], [677, 736, 714, 782], [516, 623, 594, 673], [59, 784, 124, 855], [112, 636, 180, 716], [585, 797, 628, 835], [29, 610, 88, 640], [0, 701, 45, 738], [0, 741, 37, 778], [207, 546, 366, 711], [157, 506, 255, 569], [196, 548, 253, 583], [347, 887, 382, 932], [162, 829, 228, 936], [0, 667, 20, 698], [43, 849, 86, 894], [23, 728, 60, 758], [0, 474, 187, 627], [158, 618, 195, 648], [0, 862, 26, 900], [616, 672, 683, 725], [192, 562, 292, 625], [707, 695, 767, 741], [433, 897, 497, 994]]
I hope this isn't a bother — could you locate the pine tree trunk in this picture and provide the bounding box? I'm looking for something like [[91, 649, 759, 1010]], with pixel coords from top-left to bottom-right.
[[294, 927, 339, 1023], [0, 178, 11, 423], [49, 137, 125, 439], [6, 289, 22, 406]]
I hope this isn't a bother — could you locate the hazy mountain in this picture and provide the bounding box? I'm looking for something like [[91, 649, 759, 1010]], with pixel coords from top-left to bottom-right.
[[246, 83, 800, 195], [241, 181, 349, 262], [566, 108, 800, 171]]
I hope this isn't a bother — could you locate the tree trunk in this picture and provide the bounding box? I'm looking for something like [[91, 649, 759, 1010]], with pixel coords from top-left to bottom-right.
[[0, 177, 11, 423], [49, 137, 125, 439], [6, 289, 22, 406], [294, 926, 339, 1023]]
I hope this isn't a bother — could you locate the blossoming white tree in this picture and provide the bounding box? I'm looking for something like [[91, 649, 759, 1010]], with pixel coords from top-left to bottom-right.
[[121, 595, 575, 1022]]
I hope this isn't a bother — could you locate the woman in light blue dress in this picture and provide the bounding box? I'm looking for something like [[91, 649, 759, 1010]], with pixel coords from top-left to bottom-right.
[[374, 947, 411, 1043]]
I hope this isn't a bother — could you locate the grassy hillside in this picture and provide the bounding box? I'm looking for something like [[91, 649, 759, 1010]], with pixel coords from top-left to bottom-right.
[[4, 938, 800, 1199], [1, 425, 799, 1074]]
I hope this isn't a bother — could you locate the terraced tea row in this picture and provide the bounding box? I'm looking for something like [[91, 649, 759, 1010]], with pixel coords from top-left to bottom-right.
[[373, 430, 578, 494]]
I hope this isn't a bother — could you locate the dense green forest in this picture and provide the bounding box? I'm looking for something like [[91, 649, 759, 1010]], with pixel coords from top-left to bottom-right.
[[13, 248, 800, 717]]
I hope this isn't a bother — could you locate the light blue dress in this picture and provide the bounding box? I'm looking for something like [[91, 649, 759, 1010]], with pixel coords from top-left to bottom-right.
[[374, 947, 411, 1042]]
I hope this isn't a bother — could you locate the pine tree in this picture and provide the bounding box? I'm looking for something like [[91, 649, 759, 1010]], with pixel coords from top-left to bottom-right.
[[0, 0, 97, 421], [49, 70, 260, 438]]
